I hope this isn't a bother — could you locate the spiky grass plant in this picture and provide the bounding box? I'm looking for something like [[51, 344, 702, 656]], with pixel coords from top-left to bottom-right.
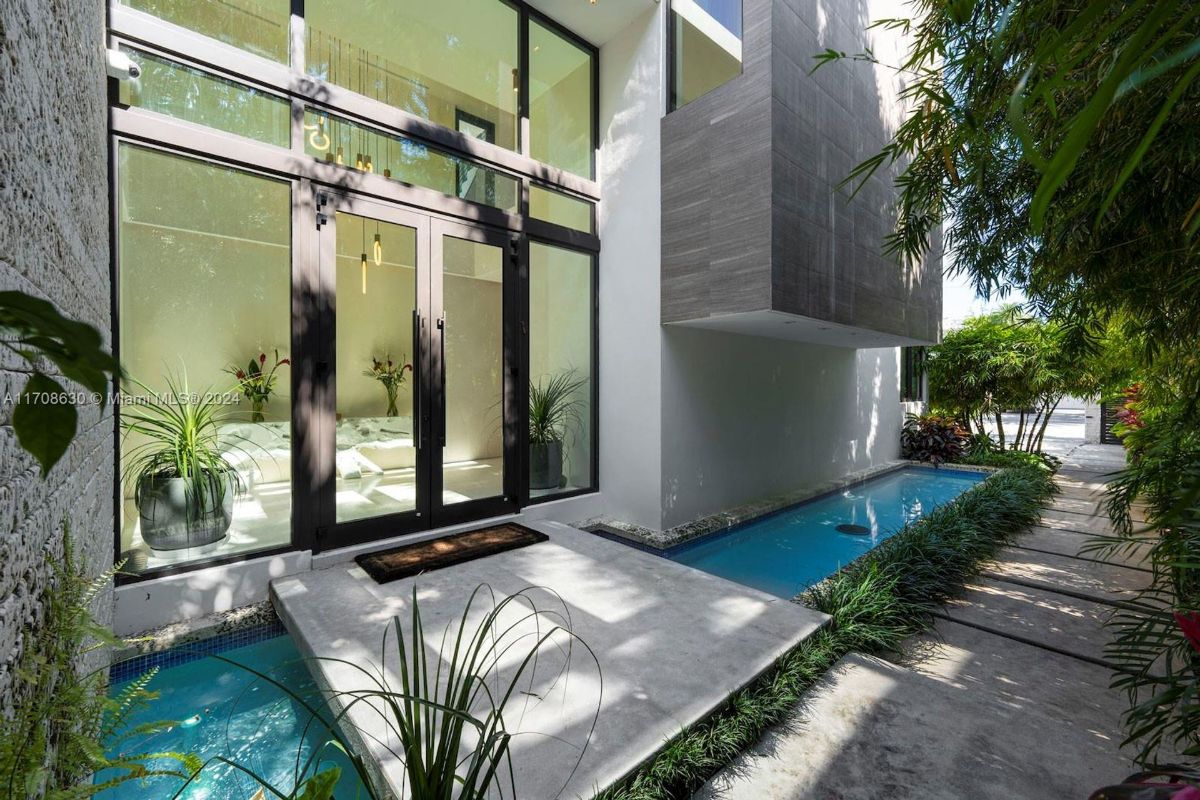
[[596, 465, 1056, 800], [163, 584, 600, 800], [121, 371, 243, 523], [529, 371, 588, 446]]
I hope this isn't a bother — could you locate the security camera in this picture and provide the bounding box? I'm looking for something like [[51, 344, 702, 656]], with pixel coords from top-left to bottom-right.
[[106, 49, 141, 81]]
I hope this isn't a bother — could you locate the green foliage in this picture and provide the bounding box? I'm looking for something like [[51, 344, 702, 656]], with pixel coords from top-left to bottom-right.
[[0, 528, 198, 798], [927, 308, 1097, 452], [163, 584, 600, 800], [1085, 386, 1200, 766], [595, 466, 1056, 800], [957, 432, 1060, 473], [0, 291, 121, 475], [900, 413, 968, 464], [815, 0, 1199, 768], [120, 371, 242, 519], [528, 371, 588, 446]]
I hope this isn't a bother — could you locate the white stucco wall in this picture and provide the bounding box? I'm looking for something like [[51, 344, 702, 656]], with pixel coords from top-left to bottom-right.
[[659, 328, 902, 529], [596, 6, 666, 530]]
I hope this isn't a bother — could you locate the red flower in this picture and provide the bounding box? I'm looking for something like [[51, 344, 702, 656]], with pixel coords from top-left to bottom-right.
[[1174, 611, 1200, 656], [404, 363, 413, 372], [235, 370, 246, 380], [260, 353, 267, 364], [279, 358, 290, 366]]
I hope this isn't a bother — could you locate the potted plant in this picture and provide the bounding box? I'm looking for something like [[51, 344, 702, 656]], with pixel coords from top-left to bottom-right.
[[226, 349, 289, 423], [121, 372, 242, 551], [363, 354, 412, 417], [529, 371, 588, 490]]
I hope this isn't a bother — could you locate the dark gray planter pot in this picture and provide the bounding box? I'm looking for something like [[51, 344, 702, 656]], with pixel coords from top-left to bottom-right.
[[529, 440, 563, 490], [137, 472, 234, 551]]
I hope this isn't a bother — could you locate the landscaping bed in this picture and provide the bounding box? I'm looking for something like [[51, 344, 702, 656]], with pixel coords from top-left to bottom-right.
[[594, 464, 1058, 800]]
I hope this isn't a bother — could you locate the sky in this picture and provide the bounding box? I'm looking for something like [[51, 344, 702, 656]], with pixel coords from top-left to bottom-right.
[[941, 265, 1027, 332]]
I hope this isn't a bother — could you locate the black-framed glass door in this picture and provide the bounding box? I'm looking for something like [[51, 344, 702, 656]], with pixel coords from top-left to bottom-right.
[[304, 194, 518, 552], [429, 219, 519, 528]]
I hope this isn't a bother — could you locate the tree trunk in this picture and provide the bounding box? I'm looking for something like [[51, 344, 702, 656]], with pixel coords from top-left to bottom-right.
[[1014, 410, 1027, 451], [1024, 408, 1042, 451], [994, 411, 1006, 449], [1034, 396, 1062, 452]]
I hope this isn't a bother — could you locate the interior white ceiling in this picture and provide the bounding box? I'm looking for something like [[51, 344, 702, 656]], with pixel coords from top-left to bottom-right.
[[525, 0, 658, 46], [666, 310, 939, 349]]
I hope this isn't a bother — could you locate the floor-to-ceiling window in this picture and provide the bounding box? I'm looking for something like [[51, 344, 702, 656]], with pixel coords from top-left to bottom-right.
[[670, 0, 743, 110], [528, 242, 595, 497], [109, 0, 599, 579], [117, 145, 294, 571]]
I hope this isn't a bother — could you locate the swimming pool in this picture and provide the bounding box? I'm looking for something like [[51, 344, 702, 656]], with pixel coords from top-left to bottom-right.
[[669, 467, 987, 598], [98, 624, 368, 799]]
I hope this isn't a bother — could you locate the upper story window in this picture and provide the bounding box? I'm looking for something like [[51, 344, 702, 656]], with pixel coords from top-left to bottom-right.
[[116, 0, 597, 180], [124, 0, 290, 62], [670, 0, 743, 110], [305, 0, 520, 154], [529, 20, 594, 178]]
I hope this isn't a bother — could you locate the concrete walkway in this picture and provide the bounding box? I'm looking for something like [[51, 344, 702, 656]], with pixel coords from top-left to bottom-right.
[[696, 444, 1147, 800], [271, 520, 827, 799]]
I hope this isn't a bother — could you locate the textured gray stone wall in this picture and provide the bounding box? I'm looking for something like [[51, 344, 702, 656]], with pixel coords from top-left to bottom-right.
[[0, 0, 112, 714], [661, 0, 942, 343]]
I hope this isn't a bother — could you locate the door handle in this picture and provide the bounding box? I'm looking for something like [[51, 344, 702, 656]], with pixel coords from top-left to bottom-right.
[[438, 316, 447, 447], [412, 310, 423, 450]]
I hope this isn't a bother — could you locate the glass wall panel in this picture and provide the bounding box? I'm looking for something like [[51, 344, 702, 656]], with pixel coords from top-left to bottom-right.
[[304, 109, 519, 213], [122, 0, 290, 62], [528, 242, 593, 496], [120, 48, 290, 147], [442, 236, 505, 504], [334, 213, 420, 523], [529, 19, 593, 177], [671, 0, 743, 109], [529, 185, 593, 233], [306, 0, 519, 152], [117, 144, 292, 573]]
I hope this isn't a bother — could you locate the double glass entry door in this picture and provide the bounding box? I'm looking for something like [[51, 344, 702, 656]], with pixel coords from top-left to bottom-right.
[[304, 195, 517, 550]]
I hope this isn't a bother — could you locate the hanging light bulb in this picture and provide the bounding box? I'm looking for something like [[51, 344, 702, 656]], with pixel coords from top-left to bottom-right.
[[336, 145, 344, 165], [364, 154, 374, 173], [373, 232, 383, 266], [361, 252, 368, 294], [355, 152, 364, 170]]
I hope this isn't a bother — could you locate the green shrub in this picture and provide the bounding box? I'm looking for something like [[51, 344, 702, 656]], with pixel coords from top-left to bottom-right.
[[0, 529, 198, 799], [596, 466, 1056, 800], [901, 414, 969, 465]]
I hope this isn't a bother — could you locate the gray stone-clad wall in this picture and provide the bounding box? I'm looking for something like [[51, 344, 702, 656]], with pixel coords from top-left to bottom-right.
[[662, 0, 942, 342], [0, 0, 112, 714]]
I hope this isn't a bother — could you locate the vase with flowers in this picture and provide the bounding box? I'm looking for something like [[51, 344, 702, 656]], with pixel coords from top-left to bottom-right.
[[364, 354, 413, 417], [226, 350, 289, 423]]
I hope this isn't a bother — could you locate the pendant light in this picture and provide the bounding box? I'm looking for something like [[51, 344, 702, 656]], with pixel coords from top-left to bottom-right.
[[361, 220, 368, 295], [373, 223, 383, 266]]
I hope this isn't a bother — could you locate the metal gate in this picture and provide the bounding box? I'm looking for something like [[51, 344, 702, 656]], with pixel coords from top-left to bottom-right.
[[1099, 402, 1123, 445]]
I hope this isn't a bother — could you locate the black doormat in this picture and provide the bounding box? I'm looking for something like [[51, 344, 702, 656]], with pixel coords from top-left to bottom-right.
[[355, 523, 549, 584]]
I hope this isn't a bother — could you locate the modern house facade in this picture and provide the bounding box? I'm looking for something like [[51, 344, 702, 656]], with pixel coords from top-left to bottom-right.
[[1, 0, 940, 643]]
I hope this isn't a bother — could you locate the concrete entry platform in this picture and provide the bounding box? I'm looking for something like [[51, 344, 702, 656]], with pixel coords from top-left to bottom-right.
[[271, 520, 827, 799]]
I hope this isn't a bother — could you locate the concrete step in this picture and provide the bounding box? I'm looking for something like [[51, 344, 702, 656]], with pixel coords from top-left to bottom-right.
[[899, 619, 1125, 735], [1036, 508, 1118, 536], [694, 652, 1129, 800], [937, 577, 1117, 664], [1016, 527, 1152, 569], [983, 547, 1152, 605]]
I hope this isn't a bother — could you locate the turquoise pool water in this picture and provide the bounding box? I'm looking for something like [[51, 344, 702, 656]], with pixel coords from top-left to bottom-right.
[[99, 629, 367, 799], [669, 467, 987, 598]]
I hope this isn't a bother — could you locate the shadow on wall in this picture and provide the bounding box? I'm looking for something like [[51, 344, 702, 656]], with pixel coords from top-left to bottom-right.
[[659, 327, 900, 530]]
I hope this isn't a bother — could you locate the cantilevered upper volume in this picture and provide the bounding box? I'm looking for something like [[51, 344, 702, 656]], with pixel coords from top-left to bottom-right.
[[661, 0, 942, 348]]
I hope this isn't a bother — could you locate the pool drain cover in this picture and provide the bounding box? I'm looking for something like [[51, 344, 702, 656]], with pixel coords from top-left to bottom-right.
[[836, 523, 870, 535]]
